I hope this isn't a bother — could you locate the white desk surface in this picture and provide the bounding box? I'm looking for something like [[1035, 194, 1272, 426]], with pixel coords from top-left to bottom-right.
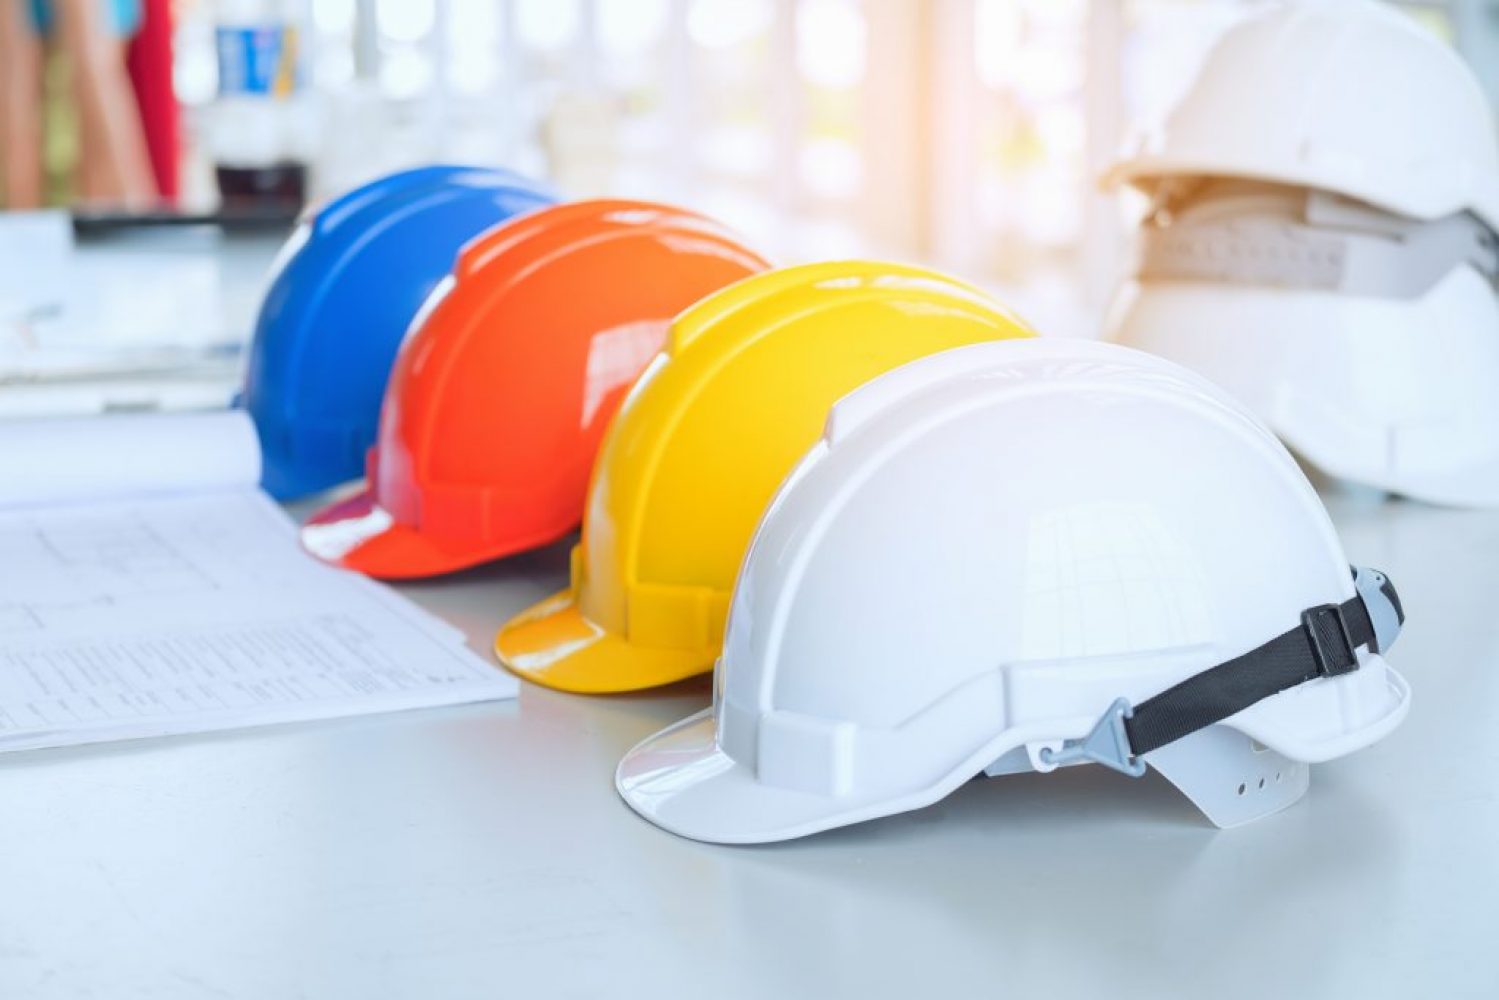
[[3, 486, 1496, 1000], [1, 236, 1496, 999]]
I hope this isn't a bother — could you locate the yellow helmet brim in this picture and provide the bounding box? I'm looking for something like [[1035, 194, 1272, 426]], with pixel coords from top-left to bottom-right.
[[495, 591, 714, 694]]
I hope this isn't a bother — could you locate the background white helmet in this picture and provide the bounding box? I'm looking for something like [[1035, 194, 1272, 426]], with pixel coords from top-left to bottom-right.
[[1102, 0, 1499, 506], [1103, 0, 1499, 230], [617, 340, 1409, 844], [1105, 182, 1499, 506]]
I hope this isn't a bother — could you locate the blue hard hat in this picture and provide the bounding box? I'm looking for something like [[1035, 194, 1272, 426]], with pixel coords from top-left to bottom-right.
[[243, 165, 556, 500]]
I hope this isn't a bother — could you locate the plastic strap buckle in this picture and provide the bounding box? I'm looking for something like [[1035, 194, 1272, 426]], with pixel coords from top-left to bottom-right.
[[1038, 698, 1147, 778], [1354, 566, 1403, 655], [1302, 603, 1357, 677]]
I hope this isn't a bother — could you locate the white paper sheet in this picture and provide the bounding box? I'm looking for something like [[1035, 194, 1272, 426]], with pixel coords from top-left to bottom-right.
[[0, 210, 71, 328], [2, 218, 246, 417], [0, 412, 516, 752], [0, 409, 260, 508]]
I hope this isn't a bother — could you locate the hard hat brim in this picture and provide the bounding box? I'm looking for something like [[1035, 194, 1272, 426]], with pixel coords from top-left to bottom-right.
[[301, 489, 535, 580], [1284, 429, 1499, 509], [616, 708, 889, 844], [494, 591, 712, 693], [1391, 459, 1499, 508]]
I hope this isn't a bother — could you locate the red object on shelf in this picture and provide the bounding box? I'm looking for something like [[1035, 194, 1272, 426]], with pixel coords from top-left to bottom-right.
[[126, 0, 180, 204]]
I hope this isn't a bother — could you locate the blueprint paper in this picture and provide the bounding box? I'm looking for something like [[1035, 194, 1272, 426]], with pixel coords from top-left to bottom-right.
[[0, 415, 516, 752]]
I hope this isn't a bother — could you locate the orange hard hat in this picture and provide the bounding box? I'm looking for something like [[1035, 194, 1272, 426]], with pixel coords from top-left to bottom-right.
[[301, 199, 771, 579]]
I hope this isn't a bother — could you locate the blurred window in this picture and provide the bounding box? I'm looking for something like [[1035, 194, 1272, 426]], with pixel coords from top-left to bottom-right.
[[167, 0, 1491, 328]]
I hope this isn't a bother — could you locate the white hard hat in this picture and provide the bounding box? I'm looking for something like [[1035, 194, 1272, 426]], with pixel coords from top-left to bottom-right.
[[1103, 0, 1499, 231], [616, 339, 1409, 844], [1106, 181, 1499, 507]]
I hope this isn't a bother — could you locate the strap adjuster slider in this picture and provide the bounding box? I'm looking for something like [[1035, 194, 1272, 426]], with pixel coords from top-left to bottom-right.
[[1302, 603, 1357, 677]]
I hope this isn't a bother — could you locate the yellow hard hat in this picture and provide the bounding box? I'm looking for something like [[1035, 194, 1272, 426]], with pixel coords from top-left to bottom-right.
[[493, 260, 1036, 693]]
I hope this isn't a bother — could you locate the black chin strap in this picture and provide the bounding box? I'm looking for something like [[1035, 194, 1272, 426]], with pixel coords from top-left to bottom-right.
[[1040, 567, 1405, 777]]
